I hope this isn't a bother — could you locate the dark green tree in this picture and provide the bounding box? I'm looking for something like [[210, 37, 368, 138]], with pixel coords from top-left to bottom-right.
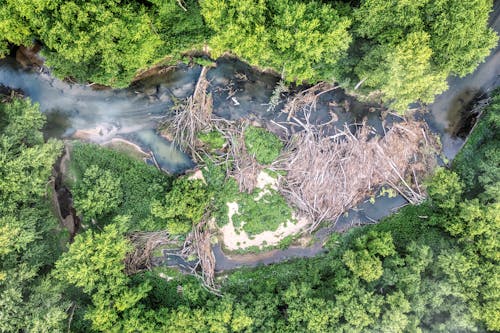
[[0, 98, 66, 332]]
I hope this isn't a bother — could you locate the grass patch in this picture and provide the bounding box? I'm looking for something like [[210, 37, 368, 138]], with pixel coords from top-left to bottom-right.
[[278, 235, 294, 249], [197, 130, 225, 150]]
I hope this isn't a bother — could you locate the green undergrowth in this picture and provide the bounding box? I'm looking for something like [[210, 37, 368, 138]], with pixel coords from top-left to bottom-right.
[[244, 126, 283, 164], [233, 189, 294, 236], [197, 130, 225, 150], [151, 177, 211, 235], [202, 161, 294, 236], [68, 142, 172, 231]]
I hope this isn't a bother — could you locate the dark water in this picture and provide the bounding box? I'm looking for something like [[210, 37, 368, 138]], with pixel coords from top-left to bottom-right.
[[1, 14, 498, 269], [426, 1, 500, 159]]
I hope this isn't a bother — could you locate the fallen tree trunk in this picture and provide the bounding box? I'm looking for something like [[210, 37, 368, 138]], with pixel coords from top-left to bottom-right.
[[164, 66, 212, 162]]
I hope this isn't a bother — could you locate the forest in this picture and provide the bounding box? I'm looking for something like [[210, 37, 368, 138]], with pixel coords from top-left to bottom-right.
[[0, 0, 499, 332]]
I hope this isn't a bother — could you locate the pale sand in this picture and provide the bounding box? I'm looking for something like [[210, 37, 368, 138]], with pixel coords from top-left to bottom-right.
[[187, 169, 206, 183], [219, 170, 310, 250], [102, 138, 149, 157]]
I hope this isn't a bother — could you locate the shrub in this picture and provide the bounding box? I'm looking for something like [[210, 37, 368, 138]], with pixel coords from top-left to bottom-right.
[[233, 190, 294, 236], [197, 130, 225, 150], [73, 165, 123, 220], [69, 143, 171, 230], [151, 178, 210, 235], [244, 126, 283, 164]]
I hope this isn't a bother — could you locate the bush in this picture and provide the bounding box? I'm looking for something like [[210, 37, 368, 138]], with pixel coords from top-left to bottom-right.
[[151, 178, 210, 235], [73, 165, 123, 220], [233, 190, 294, 236], [69, 143, 171, 230], [244, 126, 283, 164], [426, 168, 463, 210], [197, 130, 225, 150]]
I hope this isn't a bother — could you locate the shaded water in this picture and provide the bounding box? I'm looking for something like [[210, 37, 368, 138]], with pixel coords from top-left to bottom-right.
[[426, 1, 500, 159]]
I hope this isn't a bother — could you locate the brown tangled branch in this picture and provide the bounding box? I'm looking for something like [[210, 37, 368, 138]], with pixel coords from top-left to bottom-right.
[[206, 118, 262, 193], [275, 111, 438, 232], [165, 66, 213, 162], [124, 231, 173, 275], [282, 82, 338, 120], [227, 123, 261, 193], [193, 218, 218, 293], [125, 218, 220, 294], [173, 216, 220, 295]]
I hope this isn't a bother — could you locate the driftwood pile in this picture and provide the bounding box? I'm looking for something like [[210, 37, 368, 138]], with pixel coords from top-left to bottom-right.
[[220, 121, 261, 193], [191, 217, 218, 293], [166, 66, 212, 162], [170, 216, 219, 294], [276, 118, 438, 231], [125, 218, 220, 294], [282, 82, 337, 120]]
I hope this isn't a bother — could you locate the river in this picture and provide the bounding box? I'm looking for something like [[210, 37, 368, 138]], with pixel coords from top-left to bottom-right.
[[0, 11, 498, 270]]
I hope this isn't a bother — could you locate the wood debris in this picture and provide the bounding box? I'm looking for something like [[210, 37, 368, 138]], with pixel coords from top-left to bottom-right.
[[125, 231, 173, 274], [164, 66, 213, 162], [276, 118, 438, 231]]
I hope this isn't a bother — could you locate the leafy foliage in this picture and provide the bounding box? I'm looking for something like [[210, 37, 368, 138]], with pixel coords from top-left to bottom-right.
[[355, 31, 448, 111], [201, 0, 351, 82], [244, 126, 283, 164], [73, 165, 123, 220], [0, 0, 496, 108], [232, 189, 294, 236], [352, 0, 498, 112], [202, 162, 293, 236], [151, 178, 210, 234], [0, 0, 209, 87], [0, 98, 67, 332], [342, 231, 396, 282], [69, 142, 172, 231], [197, 129, 226, 150], [1, 94, 499, 332], [55, 224, 152, 331]]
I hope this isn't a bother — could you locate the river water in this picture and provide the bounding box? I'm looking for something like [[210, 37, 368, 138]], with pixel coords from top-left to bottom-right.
[[0, 11, 498, 269]]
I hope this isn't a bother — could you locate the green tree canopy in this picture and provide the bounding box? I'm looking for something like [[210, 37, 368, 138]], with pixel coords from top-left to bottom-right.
[[151, 178, 210, 234], [73, 164, 123, 221], [201, 0, 351, 82], [0, 98, 66, 332], [0, 0, 209, 87], [353, 0, 498, 111]]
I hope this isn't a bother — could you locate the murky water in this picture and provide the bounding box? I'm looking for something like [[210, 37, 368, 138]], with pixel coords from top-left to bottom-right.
[[0, 57, 197, 172]]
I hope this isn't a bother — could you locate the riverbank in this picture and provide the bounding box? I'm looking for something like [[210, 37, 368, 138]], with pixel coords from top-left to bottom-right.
[[1, 38, 499, 271]]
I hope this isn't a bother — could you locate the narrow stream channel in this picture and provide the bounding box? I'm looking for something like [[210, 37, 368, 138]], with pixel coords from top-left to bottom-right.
[[0, 7, 498, 270]]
